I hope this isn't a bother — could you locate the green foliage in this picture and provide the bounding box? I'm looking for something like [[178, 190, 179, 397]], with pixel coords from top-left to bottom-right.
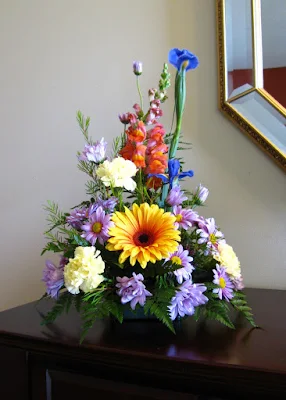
[[41, 291, 72, 325], [44, 200, 66, 231], [80, 289, 123, 343], [204, 299, 235, 329], [76, 111, 91, 144], [112, 132, 126, 158], [144, 286, 176, 333], [231, 291, 257, 328]]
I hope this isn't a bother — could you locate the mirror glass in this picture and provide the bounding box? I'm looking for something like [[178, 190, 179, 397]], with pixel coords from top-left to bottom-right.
[[217, 0, 286, 170], [225, 0, 254, 99], [261, 0, 286, 109]]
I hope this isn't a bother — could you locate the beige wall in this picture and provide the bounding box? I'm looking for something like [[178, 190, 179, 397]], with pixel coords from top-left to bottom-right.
[[0, 0, 285, 311]]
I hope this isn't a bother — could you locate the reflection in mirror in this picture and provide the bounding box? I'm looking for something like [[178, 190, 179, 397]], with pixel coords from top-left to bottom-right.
[[225, 0, 254, 99], [217, 0, 286, 171], [231, 91, 286, 154], [261, 0, 286, 109]]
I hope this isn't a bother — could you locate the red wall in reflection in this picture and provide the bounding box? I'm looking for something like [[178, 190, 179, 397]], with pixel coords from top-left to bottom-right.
[[228, 67, 286, 109]]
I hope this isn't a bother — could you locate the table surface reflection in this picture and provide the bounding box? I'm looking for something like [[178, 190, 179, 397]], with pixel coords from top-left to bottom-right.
[[0, 288, 285, 375]]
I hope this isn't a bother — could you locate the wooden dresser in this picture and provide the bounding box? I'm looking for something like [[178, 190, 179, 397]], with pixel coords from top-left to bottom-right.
[[0, 288, 285, 399]]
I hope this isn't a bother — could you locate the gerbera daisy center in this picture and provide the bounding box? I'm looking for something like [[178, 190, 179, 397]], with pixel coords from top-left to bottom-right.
[[133, 231, 154, 247], [92, 222, 103, 233]]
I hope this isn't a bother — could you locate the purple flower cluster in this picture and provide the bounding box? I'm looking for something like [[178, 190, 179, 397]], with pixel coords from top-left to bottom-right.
[[66, 207, 87, 229], [212, 265, 234, 301], [79, 138, 107, 163], [196, 218, 225, 253], [169, 280, 208, 320], [195, 184, 209, 204], [42, 256, 67, 298], [173, 205, 199, 230], [116, 273, 152, 309], [66, 197, 117, 232], [166, 186, 187, 206], [166, 245, 194, 284], [81, 206, 113, 245]]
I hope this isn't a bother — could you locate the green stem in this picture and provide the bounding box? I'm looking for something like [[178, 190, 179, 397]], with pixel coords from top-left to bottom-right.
[[136, 76, 143, 110]]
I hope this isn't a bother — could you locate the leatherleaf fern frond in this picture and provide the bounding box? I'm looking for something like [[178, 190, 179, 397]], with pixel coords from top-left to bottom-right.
[[80, 288, 123, 343], [144, 285, 176, 333], [231, 291, 257, 328]]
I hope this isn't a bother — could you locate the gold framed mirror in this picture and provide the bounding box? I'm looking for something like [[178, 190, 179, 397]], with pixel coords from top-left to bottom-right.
[[217, 0, 286, 171]]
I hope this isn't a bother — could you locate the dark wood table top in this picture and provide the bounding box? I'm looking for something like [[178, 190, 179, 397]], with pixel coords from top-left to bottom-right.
[[0, 288, 286, 376]]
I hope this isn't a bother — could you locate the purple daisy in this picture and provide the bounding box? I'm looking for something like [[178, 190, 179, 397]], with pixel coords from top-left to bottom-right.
[[96, 196, 118, 213], [196, 217, 225, 252], [42, 260, 64, 298], [81, 206, 113, 245], [66, 207, 87, 229], [79, 138, 107, 163], [213, 265, 234, 301], [173, 205, 199, 230], [116, 273, 152, 310], [169, 280, 208, 320], [166, 245, 194, 284], [195, 184, 209, 204], [166, 186, 188, 207], [232, 275, 245, 291]]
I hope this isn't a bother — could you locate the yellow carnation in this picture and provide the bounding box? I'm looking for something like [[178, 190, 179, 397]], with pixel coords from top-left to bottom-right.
[[64, 246, 105, 294], [214, 243, 241, 278], [96, 157, 137, 191]]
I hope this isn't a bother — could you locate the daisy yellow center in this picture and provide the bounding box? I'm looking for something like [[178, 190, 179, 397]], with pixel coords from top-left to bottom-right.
[[92, 222, 102, 234], [176, 214, 183, 222], [210, 233, 217, 244], [171, 256, 182, 265], [219, 277, 226, 288]]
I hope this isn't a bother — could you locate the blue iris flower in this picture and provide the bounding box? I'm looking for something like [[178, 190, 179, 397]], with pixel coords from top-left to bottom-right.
[[148, 159, 194, 189], [168, 48, 199, 71]]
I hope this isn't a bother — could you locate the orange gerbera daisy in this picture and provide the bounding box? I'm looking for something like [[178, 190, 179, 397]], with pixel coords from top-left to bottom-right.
[[106, 203, 180, 269]]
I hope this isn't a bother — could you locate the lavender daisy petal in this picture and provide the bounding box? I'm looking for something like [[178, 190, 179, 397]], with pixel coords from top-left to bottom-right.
[[42, 260, 64, 299], [116, 272, 152, 309], [166, 186, 188, 206], [212, 265, 234, 301], [168, 280, 208, 321]]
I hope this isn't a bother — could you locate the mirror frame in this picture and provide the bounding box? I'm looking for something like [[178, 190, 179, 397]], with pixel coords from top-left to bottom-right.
[[216, 0, 286, 172]]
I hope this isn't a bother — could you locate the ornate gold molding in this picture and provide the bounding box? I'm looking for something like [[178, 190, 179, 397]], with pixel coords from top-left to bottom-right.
[[216, 0, 286, 172]]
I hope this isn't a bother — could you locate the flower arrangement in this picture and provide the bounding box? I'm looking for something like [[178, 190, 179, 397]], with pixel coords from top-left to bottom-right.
[[41, 48, 256, 342]]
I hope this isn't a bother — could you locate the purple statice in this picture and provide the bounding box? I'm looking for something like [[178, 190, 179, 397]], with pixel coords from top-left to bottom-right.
[[196, 218, 225, 252], [79, 138, 107, 163], [96, 196, 118, 213], [42, 260, 64, 298], [133, 61, 143, 76], [166, 186, 188, 207], [169, 280, 208, 320], [195, 184, 209, 204], [213, 265, 234, 301], [116, 273, 152, 309], [66, 207, 87, 229], [166, 245, 194, 284], [81, 206, 113, 245], [172, 205, 199, 230], [232, 275, 245, 291]]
